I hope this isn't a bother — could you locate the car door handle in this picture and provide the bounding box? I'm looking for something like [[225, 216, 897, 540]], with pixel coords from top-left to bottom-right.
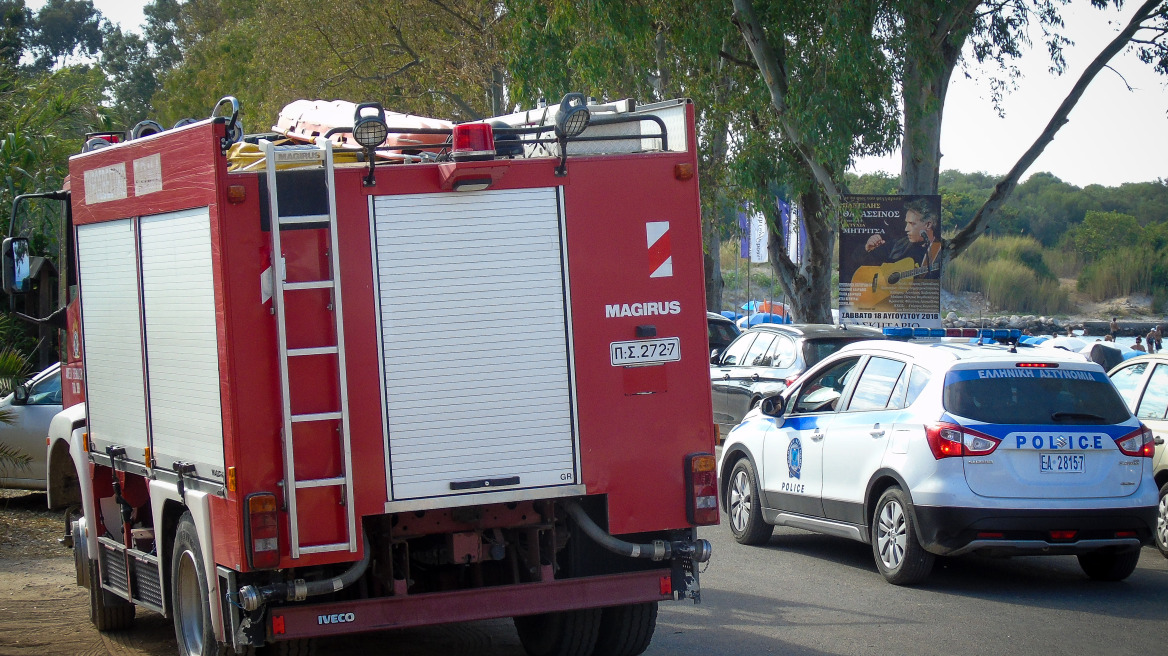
[[870, 429, 886, 438], [722, 373, 730, 380], [810, 429, 824, 442], [751, 373, 760, 381]]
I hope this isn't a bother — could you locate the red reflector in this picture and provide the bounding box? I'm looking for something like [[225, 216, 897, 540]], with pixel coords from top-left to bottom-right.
[[272, 614, 285, 635], [659, 575, 672, 595], [452, 123, 495, 162], [1116, 531, 1137, 538], [247, 493, 280, 569], [1049, 530, 1077, 541], [976, 532, 1004, 539], [1016, 362, 1059, 368]]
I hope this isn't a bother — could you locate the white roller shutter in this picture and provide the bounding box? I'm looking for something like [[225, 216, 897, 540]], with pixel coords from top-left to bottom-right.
[[77, 219, 149, 461], [140, 207, 224, 478], [373, 188, 578, 500]]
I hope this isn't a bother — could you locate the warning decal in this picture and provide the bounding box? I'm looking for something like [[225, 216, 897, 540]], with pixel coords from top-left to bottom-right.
[[647, 221, 672, 278]]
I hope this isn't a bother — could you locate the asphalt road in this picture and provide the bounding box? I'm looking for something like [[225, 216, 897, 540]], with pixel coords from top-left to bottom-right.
[[316, 519, 1168, 656], [643, 524, 1168, 656]]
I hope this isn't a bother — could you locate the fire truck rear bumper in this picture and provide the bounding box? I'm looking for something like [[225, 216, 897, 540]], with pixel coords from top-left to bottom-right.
[[267, 569, 673, 641]]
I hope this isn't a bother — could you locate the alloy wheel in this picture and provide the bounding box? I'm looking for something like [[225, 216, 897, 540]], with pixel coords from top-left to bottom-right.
[[730, 469, 753, 533], [877, 499, 907, 570]]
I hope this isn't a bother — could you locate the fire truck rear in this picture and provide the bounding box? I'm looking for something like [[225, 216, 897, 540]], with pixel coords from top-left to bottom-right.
[[2, 94, 716, 655]]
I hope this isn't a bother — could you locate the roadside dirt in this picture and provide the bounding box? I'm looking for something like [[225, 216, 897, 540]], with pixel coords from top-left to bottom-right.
[[0, 491, 523, 656]]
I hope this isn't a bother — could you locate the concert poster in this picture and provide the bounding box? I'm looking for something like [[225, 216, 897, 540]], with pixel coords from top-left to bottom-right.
[[838, 194, 942, 329]]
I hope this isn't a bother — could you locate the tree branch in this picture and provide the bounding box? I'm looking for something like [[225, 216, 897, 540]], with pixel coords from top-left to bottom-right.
[[718, 49, 759, 70], [945, 0, 1161, 262], [731, 0, 841, 203]]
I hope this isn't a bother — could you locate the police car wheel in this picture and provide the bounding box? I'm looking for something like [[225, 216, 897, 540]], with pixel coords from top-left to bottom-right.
[[1156, 482, 1168, 559], [871, 487, 933, 585], [728, 459, 773, 546], [1077, 549, 1141, 581]]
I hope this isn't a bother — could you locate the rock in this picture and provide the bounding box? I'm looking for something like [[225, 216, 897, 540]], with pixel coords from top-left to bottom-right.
[[946, 312, 957, 321], [1008, 315, 1020, 328]]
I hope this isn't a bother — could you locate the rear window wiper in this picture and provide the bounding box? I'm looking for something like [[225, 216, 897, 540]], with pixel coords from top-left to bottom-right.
[[1050, 411, 1106, 422]]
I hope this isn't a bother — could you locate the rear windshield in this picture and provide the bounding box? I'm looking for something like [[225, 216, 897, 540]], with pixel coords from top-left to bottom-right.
[[803, 338, 872, 368], [943, 368, 1131, 425]]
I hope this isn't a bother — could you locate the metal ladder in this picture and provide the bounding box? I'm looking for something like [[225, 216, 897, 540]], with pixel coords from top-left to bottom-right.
[[260, 137, 357, 557]]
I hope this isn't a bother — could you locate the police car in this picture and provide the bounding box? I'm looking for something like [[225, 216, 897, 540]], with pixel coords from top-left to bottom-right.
[[718, 329, 1159, 585]]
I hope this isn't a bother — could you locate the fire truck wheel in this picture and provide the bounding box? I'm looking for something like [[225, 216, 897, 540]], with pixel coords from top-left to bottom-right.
[[591, 602, 657, 656], [513, 607, 601, 656], [728, 459, 773, 545], [172, 513, 219, 656], [88, 559, 135, 631]]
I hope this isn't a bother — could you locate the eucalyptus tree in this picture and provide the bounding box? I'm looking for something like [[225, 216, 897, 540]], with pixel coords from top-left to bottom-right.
[[505, 0, 899, 321]]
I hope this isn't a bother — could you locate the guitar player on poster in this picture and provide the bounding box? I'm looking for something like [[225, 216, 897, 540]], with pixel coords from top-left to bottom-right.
[[859, 197, 940, 277]]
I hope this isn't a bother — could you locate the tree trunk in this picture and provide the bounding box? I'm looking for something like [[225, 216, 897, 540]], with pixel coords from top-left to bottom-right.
[[899, 56, 949, 195], [899, 6, 969, 195], [704, 224, 724, 311], [766, 183, 834, 324]]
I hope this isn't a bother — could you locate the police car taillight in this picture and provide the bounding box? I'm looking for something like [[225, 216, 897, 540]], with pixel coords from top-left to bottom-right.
[[925, 422, 1000, 459], [685, 453, 719, 525], [245, 493, 280, 569], [1116, 425, 1155, 457]]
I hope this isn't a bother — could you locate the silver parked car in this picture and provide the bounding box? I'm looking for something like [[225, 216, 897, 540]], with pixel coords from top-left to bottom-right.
[[0, 361, 62, 490]]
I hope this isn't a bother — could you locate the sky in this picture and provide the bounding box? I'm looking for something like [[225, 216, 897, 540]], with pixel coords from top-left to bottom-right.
[[28, 1, 1168, 188]]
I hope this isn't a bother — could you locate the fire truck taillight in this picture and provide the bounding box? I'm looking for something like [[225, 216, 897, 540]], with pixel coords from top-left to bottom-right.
[[245, 493, 280, 569], [685, 453, 718, 526], [452, 123, 496, 163]]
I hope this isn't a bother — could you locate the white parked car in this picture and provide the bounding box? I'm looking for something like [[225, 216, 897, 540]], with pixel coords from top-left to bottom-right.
[[1107, 354, 1168, 558], [719, 336, 1158, 584], [0, 362, 62, 490]]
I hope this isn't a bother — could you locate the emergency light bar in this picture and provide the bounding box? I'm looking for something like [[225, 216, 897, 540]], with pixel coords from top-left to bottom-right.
[[882, 327, 1023, 340]]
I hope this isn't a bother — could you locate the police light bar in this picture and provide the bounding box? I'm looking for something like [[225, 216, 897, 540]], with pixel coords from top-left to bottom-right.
[[881, 327, 1022, 341]]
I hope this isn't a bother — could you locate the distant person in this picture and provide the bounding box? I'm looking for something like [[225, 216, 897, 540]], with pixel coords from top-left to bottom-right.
[[1104, 334, 1115, 343], [1133, 336, 1146, 353], [1066, 327, 1075, 337], [1156, 326, 1163, 352], [1109, 317, 1119, 338], [860, 197, 941, 277], [1148, 329, 1159, 354]]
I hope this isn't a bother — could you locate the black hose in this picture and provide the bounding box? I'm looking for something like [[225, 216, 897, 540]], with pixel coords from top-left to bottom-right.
[[563, 500, 711, 563]]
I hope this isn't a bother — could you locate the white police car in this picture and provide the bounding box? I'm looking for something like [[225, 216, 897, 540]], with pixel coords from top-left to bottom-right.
[[718, 329, 1159, 585]]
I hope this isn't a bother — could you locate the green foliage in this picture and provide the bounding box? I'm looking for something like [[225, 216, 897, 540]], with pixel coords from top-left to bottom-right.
[[1065, 210, 1143, 261], [942, 234, 1069, 314], [945, 257, 1070, 315], [25, 0, 103, 70], [1077, 245, 1164, 302]]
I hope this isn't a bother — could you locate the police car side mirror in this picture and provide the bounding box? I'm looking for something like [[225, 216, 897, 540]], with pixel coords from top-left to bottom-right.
[[710, 349, 721, 364], [12, 385, 28, 405], [759, 394, 785, 417]]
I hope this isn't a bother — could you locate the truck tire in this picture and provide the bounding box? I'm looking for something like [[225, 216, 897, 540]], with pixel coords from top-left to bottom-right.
[[591, 602, 657, 656], [172, 512, 220, 656], [514, 607, 601, 656], [88, 559, 135, 631]]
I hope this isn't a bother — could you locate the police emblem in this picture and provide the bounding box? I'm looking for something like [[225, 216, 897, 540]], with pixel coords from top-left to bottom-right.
[[787, 437, 802, 479]]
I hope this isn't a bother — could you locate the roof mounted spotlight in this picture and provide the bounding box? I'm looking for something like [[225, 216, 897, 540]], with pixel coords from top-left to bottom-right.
[[353, 102, 389, 187], [553, 93, 590, 177]]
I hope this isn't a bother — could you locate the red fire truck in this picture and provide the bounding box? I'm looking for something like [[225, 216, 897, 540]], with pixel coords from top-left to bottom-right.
[[2, 93, 716, 656]]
